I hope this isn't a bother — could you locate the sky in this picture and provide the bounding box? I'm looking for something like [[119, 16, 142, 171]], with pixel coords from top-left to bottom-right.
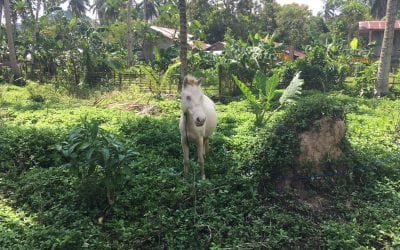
[[276, 0, 324, 16]]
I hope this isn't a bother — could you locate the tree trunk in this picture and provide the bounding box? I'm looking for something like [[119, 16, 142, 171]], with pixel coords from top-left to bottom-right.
[[375, 0, 398, 97], [127, 0, 133, 67], [29, 0, 41, 79], [4, 0, 21, 79], [0, 0, 3, 28], [143, 0, 148, 22], [178, 0, 188, 91]]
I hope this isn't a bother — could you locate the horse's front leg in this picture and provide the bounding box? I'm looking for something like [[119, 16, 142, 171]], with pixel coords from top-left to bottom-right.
[[203, 137, 209, 157], [197, 136, 205, 180], [181, 136, 190, 177]]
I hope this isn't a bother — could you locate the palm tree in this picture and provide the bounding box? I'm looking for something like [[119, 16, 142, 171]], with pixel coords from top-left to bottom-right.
[[91, 0, 122, 25], [178, 0, 188, 90], [0, 0, 3, 27], [375, 0, 398, 97], [69, 0, 89, 17], [26, 0, 41, 78], [4, 0, 21, 79], [137, 0, 158, 23], [369, 0, 387, 19], [127, 0, 133, 67]]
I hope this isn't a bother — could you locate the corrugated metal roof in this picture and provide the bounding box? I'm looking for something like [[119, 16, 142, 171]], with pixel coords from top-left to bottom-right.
[[150, 26, 193, 40], [359, 20, 400, 31]]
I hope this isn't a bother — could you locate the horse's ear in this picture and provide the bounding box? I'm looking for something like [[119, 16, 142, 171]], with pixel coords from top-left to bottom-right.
[[197, 77, 205, 86], [183, 75, 191, 87], [183, 75, 200, 86]]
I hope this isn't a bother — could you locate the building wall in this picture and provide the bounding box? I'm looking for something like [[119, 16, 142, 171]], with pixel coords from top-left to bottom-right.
[[370, 31, 400, 61]]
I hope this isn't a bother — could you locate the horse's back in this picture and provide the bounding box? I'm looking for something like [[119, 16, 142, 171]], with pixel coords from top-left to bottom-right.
[[202, 95, 217, 137]]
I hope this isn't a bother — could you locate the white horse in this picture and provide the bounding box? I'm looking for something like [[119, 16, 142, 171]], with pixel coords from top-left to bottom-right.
[[179, 75, 217, 180]]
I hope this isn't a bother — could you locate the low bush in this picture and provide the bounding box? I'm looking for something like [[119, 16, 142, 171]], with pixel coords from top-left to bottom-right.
[[249, 94, 351, 192], [0, 125, 62, 173], [282, 45, 347, 91]]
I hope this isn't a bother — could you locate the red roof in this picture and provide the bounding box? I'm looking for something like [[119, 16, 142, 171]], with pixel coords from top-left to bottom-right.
[[359, 21, 400, 31]]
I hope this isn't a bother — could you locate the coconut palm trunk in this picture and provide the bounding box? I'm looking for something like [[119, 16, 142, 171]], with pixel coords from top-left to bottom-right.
[[375, 0, 398, 97], [178, 0, 188, 91], [4, 0, 21, 79], [127, 0, 133, 67], [0, 0, 3, 27]]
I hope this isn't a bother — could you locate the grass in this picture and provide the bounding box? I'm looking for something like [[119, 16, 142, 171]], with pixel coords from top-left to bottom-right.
[[0, 81, 399, 249]]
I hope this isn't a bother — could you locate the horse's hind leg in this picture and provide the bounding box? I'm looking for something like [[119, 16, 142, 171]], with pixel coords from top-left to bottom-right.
[[197, 137, 205, 180], [181, 137, 190, 177]]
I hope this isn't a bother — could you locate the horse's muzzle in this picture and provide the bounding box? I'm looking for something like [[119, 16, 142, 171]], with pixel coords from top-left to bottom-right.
[[195, 117, 206, 127]]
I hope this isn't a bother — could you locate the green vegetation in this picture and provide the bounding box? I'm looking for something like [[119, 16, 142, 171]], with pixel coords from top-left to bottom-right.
[[1, 0, 400, 248], [1, 82, 399, 249]]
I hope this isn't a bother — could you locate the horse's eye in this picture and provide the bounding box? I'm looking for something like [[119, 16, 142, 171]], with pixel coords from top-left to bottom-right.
[[186, 96, 191, 101]]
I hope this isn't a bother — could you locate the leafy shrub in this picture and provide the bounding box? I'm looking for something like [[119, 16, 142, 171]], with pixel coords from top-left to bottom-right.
[[120, 116, 181, 157], [353, 62, 378, 97], [0, 126, 62, 173], [57, 119, 138, 206], [282, 45, 347, 91], [248, 94, 349, 192]]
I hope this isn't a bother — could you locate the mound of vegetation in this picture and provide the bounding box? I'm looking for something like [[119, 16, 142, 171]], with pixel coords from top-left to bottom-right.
[[250, 95, 354, 193]]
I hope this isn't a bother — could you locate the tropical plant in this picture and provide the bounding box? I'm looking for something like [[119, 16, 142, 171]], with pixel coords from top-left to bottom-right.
[[233, 71, 304, 127], [354, 61, 378, 97], [57, 119, 138, 215], [136, 60, 181, 97]]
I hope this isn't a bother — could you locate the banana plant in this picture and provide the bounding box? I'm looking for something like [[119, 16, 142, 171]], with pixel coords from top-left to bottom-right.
[[233, 71, 304, 127]]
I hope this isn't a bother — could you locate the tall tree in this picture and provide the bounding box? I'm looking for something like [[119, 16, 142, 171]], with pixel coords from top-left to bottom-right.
[[178, 0, 187, 90], [369, 0, 387, 19], [27, 0, 41, 78], [69, 0, 89, 17], [4, 0, 21, 79], [276, 3, 312, 54], [259, 0, 279, 34], [375, 0, 398, 97], [127, 0, 133, 67], [0, 0, 3, 27], [138, 0, 158, 22]]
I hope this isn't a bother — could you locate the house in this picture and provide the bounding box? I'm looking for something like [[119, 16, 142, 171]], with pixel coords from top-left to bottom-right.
[[142, 26, 211, 61], [358, 20, 400, 61], [205, 42, 226, 55]]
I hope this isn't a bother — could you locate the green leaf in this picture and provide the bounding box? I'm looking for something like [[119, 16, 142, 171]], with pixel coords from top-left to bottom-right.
[[350, 37, 358, 50], [68, 142, 81, 155], [265, 73, 280, 104], [101, 148, 110, 163], [79, 142, 91, 151], [86, 147, 95, 161], [279, 72, 304, 105], [233, 76, 259, 109], [69, 17, 77, 28], [253, 71, 267, 92]]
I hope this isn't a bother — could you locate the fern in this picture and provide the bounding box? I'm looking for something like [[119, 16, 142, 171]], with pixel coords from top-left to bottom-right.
[[279, 71, 304, 105]]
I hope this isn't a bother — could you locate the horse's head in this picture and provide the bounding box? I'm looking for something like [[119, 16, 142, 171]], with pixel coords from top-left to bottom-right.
[[181, 75, 206, 127]]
